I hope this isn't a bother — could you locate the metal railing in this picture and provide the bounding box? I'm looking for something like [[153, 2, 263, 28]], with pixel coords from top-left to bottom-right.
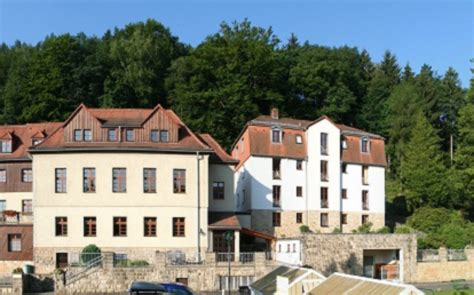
[[447, 249, 467, 261], [69, 253, 103, 267], [165, 251, 202, 265], [216, 252, 235, 262], [380, 264, 400, 281], [0, 212, 33, 224], [417, 249, 440, 262], [64, 253, 103, 286], [239, 252, 254, 264], [265, 251, 273, 261]]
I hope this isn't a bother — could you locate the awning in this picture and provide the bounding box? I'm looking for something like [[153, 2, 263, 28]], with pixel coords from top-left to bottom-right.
[[241, 227, 276, 241]]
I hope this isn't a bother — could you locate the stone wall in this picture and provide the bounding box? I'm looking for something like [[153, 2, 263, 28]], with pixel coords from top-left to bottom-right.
[[415, 247, 474, 283], [301, 233, 418, 283], [0, 261, 23, 275], [55, 252, 276, 294]]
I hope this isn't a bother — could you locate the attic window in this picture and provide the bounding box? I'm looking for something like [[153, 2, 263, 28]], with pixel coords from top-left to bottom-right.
[[296, 135, 302, 144], [272, 128, 281, 143], [83, 130, 92, 141], [32, 139, 42, 146], [126, 129, 134, 142], [361, 137, 370, 153], [108, 129, 117, 142], [74, 129, 82, 141], [160, 130, 169, 142], [150, 130, 159, 142], [0, 140, 12, 153], [342, 139, 348, 149]]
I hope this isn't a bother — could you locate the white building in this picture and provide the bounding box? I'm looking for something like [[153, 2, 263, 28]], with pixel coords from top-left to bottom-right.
[[232, 108, 386, 236]]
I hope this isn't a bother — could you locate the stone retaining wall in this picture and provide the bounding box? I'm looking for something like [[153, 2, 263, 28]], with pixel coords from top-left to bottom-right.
[[415, 247, 474, 283], [301, 233, 418, 282], [0, 261, 23, 275], [55, 252, 276, 294]]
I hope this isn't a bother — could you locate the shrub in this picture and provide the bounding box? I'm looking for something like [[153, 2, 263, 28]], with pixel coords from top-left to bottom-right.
[[299, 225, 310, 233], [332, 227, 342, 233], [407, 207, 464, 233], [375, 226, 391, 233], [355, 222, 373, 233], [115, 259, 149, 267], [394, 224, 413, 234], [12, 267, 22, 274]]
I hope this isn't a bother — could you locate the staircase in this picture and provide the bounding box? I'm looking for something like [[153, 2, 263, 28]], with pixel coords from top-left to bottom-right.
[[62, 254, 104, 286]]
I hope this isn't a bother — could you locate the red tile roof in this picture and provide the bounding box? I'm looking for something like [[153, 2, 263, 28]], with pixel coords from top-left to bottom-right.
[[342, 135, 387, 167], [198, 134, 238, 164], [0, 123, 62, 161], [208, 212, 242, 229]]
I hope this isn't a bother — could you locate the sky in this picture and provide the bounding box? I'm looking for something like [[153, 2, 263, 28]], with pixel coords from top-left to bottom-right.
[[0, 0, 472, 87]]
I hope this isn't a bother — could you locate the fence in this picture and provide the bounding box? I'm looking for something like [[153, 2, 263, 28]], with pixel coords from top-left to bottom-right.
[[69, 253, 103, 267], [447, 249, 467, 261], [417, 249, 440, 262], [165, 251, 203, 265]]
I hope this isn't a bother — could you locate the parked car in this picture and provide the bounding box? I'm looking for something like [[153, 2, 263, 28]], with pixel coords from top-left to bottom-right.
[[128, 281, 169, 294], [161, 283, 195, 295]]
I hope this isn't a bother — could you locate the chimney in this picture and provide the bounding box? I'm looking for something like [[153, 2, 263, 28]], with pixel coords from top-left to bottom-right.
[[271, 108, 279, 119]]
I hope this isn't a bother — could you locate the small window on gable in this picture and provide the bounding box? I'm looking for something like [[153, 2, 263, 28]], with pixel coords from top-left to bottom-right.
[[108, 129, 117, 142], [361, 137, 370, 153], [74, 129, 82, 141], [296, 135, 302, 144], [150, 130, 159, 142], [83, 129, 92, 141], [272, 128, 281, 143], [160, 130, 169, 142], [126, 129, 134, 142], [342, 139, 348, 149], [0, 169, 6, 183], [0, 140, 12, 153], [32, 138, 42, 146]]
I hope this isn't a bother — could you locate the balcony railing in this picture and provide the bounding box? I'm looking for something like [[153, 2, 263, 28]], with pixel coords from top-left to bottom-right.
[[0, 211, 33, 224], [447, 249, 467, 261], [417, 249, 440, 262], [165, 251, 202, 265], [321, 199, 328, 209]]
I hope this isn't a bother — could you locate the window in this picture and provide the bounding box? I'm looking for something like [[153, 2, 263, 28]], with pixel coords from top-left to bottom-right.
[[361, 137, 369, 153], [150, 130, 159, 142], [0, 169, 6, 182], [74, 129, 82, 141], [342, 163, 347, 173], [362, 190, 369, 210], [296, 160, 303, 170], [320, 213, 328, 228], [144, 217, 157, 237], [287, 244, 290, 253], [83, 129, 92, 141], [321, 160, 328, 181], [272, 212, 281, 227], [55, 168, 67, 193], [32, 138, 42, 146], [22, 200, 32, 214], [296, 212, 303, 224], [321, 187, 328, 208], [362, 214, 369, 225], [321, 133, 328, 155], [0, 200, 5, 212], [83, 168, 96, 193], [160, 130, 169, 142], [55, 217, 68, 236], [278, 244, 281, 253], [113, 217, 127, 237], [0, 140, 12, 153], [125, 129, 134, 142], [213, 182, 225, 199], [296, 135, 302, 144], [173, 169, 186, 193], [143, 168, 156, 193], [296, 186, 303, 197], [108, 129, 117, 141], [173, 217, 185, 237], [176, 278, 188, 286], [362, 166, 369, 185], [341, 214, 348, 225], [113, 168, 126, 193], [272, 158, 281, 179], [56, 253, 68, 269], [8, 234, 21, 252], [22, 169, 32, 183], [342, 139, 348, 149], [342, 189, 347, 199], [272, 129, 281, 143], [293, 244, 296, 253], [272, 185, 281, 207], [84, 217, 97, 237]]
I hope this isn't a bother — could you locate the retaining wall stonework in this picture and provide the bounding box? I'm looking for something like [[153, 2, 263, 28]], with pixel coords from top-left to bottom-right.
[[301, 233, 418, 282], [415, 247, 474, 283], [55, 252, 276, 294]]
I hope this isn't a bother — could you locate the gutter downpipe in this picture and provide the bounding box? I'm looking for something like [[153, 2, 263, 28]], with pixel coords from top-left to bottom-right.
[[196, 151, 202, 262]]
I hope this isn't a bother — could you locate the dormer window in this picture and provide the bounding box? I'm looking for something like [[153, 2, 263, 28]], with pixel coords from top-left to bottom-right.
[[296, 135, 302, 144], [272, 128, 281, 143], [126, 129, 134, 142], [32, 139, 42, 146], [0, 140, 12, 153], [342, 139, 348, 149], [74, 129, 82, 141], [361, 137, 370, 153], [83, 130, 92, 141], [108, 129, 117, 142], [160, 130, 169, 142]]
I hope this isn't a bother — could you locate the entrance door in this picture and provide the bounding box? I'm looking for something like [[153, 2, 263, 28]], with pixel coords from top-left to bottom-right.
[[213, 230, 234, 261], [56, 252, 68, 269], [363, 256, 374, 278]]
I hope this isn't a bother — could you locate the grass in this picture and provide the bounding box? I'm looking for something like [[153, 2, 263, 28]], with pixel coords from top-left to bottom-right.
[[427, 289, 474, 295]]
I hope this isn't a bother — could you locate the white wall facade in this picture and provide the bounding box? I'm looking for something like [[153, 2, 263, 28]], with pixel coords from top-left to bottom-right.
[[276, 239, 303, 266]]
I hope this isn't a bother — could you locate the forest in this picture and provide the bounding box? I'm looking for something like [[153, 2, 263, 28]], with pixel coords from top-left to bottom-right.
[[0, 19, 472, 248]]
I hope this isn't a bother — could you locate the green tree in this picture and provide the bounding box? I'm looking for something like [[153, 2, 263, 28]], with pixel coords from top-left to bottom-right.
[[166, 20, 286, 148], [401, 63, 415, 83], [452, 104, 474, 217], [399, 113, 448, 209], [101, 19, 187, 107], [415, 64, 442, 125]]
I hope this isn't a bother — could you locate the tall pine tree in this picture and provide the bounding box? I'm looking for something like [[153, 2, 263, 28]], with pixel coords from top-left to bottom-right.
[[399, 113, 448, 210]]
